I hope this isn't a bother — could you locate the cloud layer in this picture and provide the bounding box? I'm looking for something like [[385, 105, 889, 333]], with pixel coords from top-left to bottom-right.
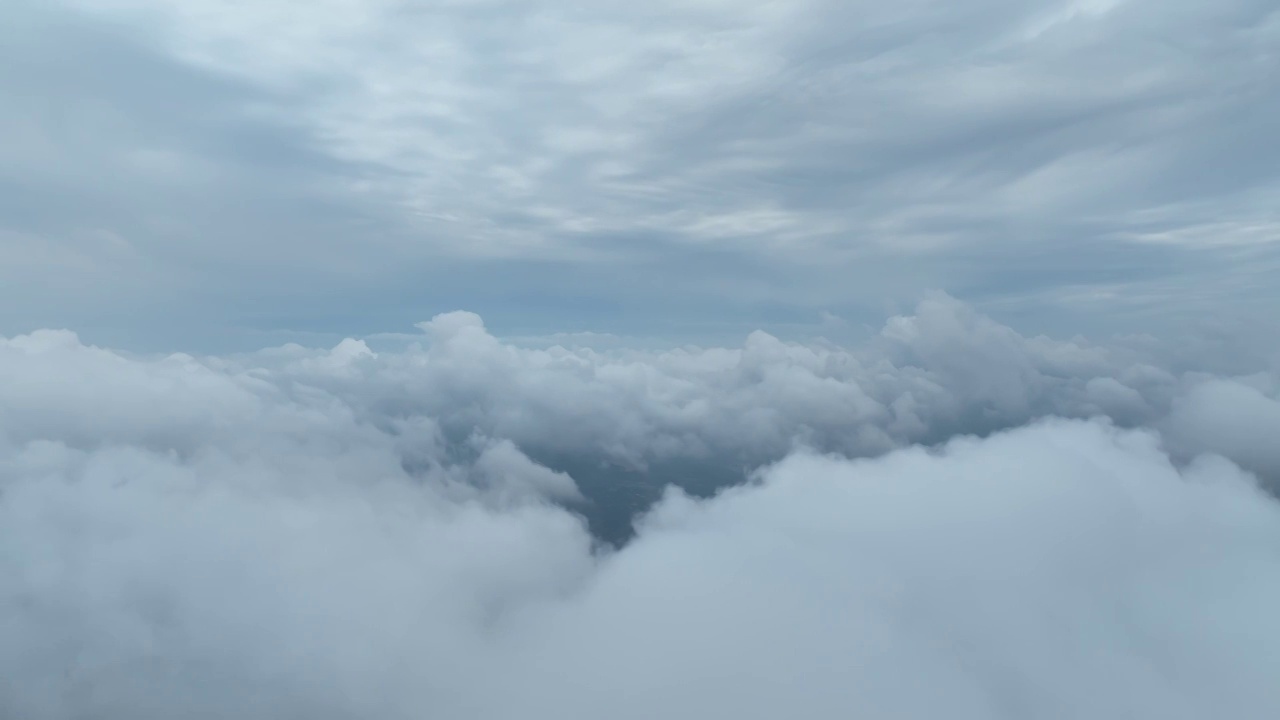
[[2, 298, 1279, 718], [3, 0, 1278, 347], [7, 1, 1279, 714]]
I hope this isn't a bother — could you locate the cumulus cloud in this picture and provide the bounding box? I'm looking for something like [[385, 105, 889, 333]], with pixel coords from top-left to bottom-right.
[[2, 297, 1280, 717], [1162, 375, 1280, 483], [216, 293, 1273, 482], [3, 420, 1279, 718], [499, 422, 1280, 719], [4, 293, 1278, 534]]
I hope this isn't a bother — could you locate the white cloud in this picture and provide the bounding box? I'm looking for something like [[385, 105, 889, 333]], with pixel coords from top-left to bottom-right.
[[3, 408, 1279, 717], [494, 420, 1280, 719], [5, 293, 1269, 486], [2, 299, 1280, 717]]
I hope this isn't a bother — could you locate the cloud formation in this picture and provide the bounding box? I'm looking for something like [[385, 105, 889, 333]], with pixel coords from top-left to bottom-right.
[[2, 298, 1280, 717], [56, 0, 1280, 258], [2, 0, 1277, 347], [6, 0, 1278, 713], [4, 293, 1278, 536]]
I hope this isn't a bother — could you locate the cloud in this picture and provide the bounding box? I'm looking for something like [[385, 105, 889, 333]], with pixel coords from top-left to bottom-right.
[[3, 298, 1280, 717], [3, 293, 1275, 538], [1162, 375, 1280, 483], [3, 409, 1279, 717], [221, 293, 1191, 474], [496, 420, 1280, 719], [57, 0, 1279, 263], [7, 0, 1280, 711], [2, 0, 1278, 348], [0, 437, 596, 719]]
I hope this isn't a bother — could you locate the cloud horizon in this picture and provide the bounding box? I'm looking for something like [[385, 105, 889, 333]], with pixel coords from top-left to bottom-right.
[[4, 0, 1279, 715], [3, 296, 1279, 717]]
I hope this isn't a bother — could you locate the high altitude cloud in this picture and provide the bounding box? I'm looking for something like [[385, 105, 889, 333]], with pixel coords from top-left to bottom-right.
[[55, 0, 1280, 258], [2, 298, 1280, 717], [2, 0, 1278, 347]]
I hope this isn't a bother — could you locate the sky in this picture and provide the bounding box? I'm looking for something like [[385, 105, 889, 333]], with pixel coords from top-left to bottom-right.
[[4, 1, 1280, 718], [2, 0, 1278, 351]]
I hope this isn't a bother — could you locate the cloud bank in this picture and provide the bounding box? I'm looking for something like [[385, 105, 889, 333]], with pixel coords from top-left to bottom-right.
[[2, 296, 1280, 718]]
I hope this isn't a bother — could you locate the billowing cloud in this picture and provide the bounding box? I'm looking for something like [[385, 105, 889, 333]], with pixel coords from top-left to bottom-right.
[[499, 422, 1280, 719], [2, 298, 1280, 717], [6, 0, 1278, 714], [4, 293, 1278, 533], [1162, 375, 1280, 481]]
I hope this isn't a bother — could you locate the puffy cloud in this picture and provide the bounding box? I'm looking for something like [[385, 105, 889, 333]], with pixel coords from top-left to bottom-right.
[[1162, 376, 1280, 484], [3, 294, 1275, 537], [3, 413, 1279, 717], [2, 298, 1280, 716], [494, 421, 1280, 719], [0, 438, 595, 719], [218, 293, 1201, 477]]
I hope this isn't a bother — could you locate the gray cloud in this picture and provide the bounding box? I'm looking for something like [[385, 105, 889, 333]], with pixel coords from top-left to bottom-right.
[[1, 0, 1276, 348], [1162, 375, 1280, 481]]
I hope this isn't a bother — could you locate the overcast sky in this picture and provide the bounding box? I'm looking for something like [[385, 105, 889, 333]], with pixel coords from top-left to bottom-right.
[[3, 0, 1278, 350]]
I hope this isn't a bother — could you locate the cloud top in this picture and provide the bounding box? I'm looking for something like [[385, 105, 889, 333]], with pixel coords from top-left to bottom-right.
[[2, 298, 1280, 717]]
